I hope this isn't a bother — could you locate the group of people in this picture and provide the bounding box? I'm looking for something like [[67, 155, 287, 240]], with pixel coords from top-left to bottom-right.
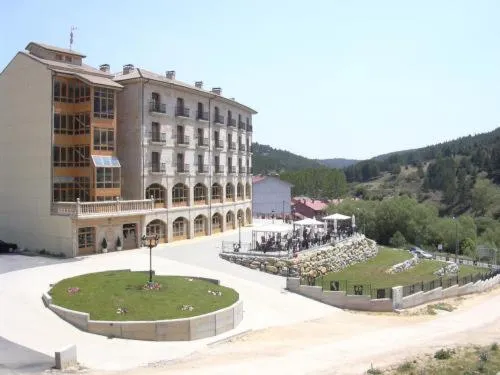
[[254, 225, 356, 254]]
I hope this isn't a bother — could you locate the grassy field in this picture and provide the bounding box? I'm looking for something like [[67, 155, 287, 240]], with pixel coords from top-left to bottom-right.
[[50, 271, 239, 321], [377, 343, 500, 374], [315, 247, 484, 291]]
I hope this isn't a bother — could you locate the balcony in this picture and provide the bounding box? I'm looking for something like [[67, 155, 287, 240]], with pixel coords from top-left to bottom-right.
[[239, 166, 247, 175], [238, 121, 246, 130], [149, 102, 167, 114], [228, 166, 237, 174], [175, 106, 190, 118], [228, 142, 236, 151], [148, 131, 167, 144], [215, 140, 224, 149], [214, 114, 225, 125], [197, 137, 209, 147], [197, 164, 209, 174], [177, 163, 190, 174], [148, 162, 166, 174], [196, 111, 209, 121], [246, 123, 253, 132], [227, 118, 236, 127], [52, 198, 165, 219], [215, 165, 224, 174], [239, 144, 246, 151], [175, 135, 190, 146]]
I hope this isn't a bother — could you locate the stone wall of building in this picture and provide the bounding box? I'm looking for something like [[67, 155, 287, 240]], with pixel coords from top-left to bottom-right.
[[220, 235, 378, 277]]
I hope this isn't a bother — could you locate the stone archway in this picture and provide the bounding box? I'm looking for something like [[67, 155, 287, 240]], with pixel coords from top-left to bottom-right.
[[172, 216, 189, 241], [194, 214, 208, 237], [146, 219, 167, 243]]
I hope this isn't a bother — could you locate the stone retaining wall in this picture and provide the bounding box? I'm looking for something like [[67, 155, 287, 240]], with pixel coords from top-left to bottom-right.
[[44, 276, 242, 341], [220, 235, 378, 277]]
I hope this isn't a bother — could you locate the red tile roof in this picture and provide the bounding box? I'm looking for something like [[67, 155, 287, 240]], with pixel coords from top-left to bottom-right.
[[293, 197, 328, 211]]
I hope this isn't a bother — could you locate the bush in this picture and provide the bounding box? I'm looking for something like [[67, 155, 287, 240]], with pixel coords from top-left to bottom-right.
[[366, 364, 382, 374], [479, 351, 489, 362], [434, 348, 455, 360], [389, 231, 407, 248], [397, 361, 414, 371], [491, 342, 498, 351]]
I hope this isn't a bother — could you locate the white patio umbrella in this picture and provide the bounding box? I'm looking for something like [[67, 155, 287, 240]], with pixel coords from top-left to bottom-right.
[[294, 217, 325, 226], [324, 213, 351, 234]]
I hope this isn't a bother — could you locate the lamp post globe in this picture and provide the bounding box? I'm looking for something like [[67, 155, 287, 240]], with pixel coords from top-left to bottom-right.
[[141, 234, 159, 283]]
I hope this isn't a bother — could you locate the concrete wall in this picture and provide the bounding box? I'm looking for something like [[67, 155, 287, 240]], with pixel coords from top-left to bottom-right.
[[0, 52, 73, 256], [45, 276, 242, 341], [286, 278, 393, 312], [252, 177, 292, 216]]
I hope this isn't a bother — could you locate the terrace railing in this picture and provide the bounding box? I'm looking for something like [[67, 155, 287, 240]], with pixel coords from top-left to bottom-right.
[[51, 198, 166, 218]]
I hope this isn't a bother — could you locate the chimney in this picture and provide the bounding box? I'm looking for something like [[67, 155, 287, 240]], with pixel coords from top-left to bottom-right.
[[122, 64, 134, 74], [211, 87, 222, 95], [195, 81, 203, 89], [99, 64, 110, 73], [166, 70, 176, 79]]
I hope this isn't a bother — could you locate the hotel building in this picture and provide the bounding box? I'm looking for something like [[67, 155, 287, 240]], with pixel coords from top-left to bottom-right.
[[0, 42, 255, 257]]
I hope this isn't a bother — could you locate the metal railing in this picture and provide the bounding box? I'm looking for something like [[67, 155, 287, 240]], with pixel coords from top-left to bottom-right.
[[175, 106, 190, 117], [52, 197, 162, 218], [228, 142, 236, 150], [239, 144, 246, 151], [229, 166, 237, 174], [238, 121, 246, 130], [148, 131, 166, 144], [148, 162, 166, 173], [176, 135, 190, 145], [177, 163, 190, 173], [149, 102, 167, 114], [214, 114, 225, 124], [239, 166, 246, 174], [196, 111, 209, 121], [215, 166, 224, 174], [215, 140, 224, 149], [197, 164, 209, 174], [246, 123, 253, 132], [197, 137, 209, 147], [227, 118, 236, 127]]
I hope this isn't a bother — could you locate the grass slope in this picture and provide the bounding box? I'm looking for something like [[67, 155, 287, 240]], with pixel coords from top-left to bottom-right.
[[316, 247, 482, 290], [50, 271, 239, 321]]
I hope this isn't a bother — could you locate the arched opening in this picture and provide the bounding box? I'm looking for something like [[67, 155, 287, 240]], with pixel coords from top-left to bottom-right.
[[245, 183, 251, 199], [146, 219, 167, 243], [212, 212, 222, 233], [146, 183, 167, 208], [225, 183, 235, 202], [237, 183, 244, 200], [172, 216, 189, 241], [172, 183, 189, 206], [226, 211, 235, 230], [193, 183, 208, 205], [211, 183, 223, 203], [237, 209, 245, 226], [246, 207, 252, 225], [193, 214, 208, 237]]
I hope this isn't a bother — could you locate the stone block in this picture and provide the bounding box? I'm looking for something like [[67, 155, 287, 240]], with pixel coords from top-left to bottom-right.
[[88, 321, 122, 338], [233, 301, 244, 327], [120, 321, 156, 341], [286, 278, 300, 291], [442, 284, 458, 299], [55, 344, 77, 370], [190, 314, 216, 340], [215, 306, 235, 335], [321, 291, 346, 307], [299, 285, 323, 300], [156, 319, 190, 341], [392, 286, 403, 310]]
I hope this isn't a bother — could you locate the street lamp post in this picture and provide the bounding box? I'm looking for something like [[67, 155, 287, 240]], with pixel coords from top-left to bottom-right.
[[271, 209, 275, 224], [141, 234, 159, 283], [238, 213, 242, 248]]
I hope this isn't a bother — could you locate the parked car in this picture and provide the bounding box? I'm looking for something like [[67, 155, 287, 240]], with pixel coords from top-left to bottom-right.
[[410, 246, 433, 259], [0, 240, 18, 253]]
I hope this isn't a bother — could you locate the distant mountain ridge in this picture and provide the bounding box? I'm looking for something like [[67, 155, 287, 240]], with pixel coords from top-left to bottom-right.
[[316, 158, 359, 169], [251, 143, 323, 174]]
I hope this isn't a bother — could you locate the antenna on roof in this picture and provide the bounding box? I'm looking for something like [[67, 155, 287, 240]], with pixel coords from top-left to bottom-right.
[[70, 26, 77, 50]]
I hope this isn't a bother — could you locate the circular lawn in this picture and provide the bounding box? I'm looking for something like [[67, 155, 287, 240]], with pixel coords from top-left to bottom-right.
[[49, 271, 239, 321]]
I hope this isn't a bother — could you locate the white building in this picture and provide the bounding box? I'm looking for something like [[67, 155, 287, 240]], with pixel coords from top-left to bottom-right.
[[0, 42, 256, 257], [252, 176, 292, 218]]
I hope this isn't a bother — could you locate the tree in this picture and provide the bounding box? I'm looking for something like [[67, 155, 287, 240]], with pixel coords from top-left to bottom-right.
[[389, 231, 407, 248], [471, 179, 498, 216]]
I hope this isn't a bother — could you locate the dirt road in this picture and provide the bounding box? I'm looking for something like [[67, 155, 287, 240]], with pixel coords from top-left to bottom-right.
[[96, 288, 500, 375]]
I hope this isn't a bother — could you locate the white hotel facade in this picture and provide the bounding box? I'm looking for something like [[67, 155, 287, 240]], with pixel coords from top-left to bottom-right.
[[0, 42, 255, 257]]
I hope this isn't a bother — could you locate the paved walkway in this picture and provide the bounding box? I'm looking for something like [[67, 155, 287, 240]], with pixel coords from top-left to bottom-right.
[[0, 222, 335, 371]]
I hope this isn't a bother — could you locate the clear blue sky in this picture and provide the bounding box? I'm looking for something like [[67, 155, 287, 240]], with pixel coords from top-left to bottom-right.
[[2, 0, 500, 160]]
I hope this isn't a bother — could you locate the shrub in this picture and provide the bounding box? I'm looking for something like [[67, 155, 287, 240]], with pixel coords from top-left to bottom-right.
[[366, 365, 382, 375], [434, 348, 455, 360], [479, 351, 488, 362], [389, 231, 407, 248], [491, 342, 498, 351], [397, 361, 414, 371]]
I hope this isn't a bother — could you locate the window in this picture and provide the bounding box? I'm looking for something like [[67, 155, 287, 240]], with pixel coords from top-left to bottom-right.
[[246, 183, 251, 199], [53, 145, 90, 167], [194, 183, 207, 204], [54, 112, 90, 135], [226, 183, 234, 200], [194, 215, 206, 235], [96, 167, 120, 188], [173, 217, 187, 237], [78, 227, 94, 249], [56, 54, 63, 61], [172, 183, 188, 205], [146, 184, 166, 203], [212, 213, 222, 230], [212, 183, 222, 202], [53, 177, 90, 202], [226, 211, 235, 226], [65, 56, 72, 63], [94, 87, 115, 119], [74, 82, 90, 103], [93, 128, 115, 151]]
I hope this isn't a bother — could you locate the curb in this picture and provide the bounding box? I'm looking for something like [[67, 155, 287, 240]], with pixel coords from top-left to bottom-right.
[[208, 329, 253, 347]]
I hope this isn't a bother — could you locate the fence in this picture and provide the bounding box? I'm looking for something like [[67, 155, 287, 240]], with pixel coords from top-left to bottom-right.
[[402, 269, 500, 297], [300, 275, 393, 299], [220, 241, 290, 258]]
